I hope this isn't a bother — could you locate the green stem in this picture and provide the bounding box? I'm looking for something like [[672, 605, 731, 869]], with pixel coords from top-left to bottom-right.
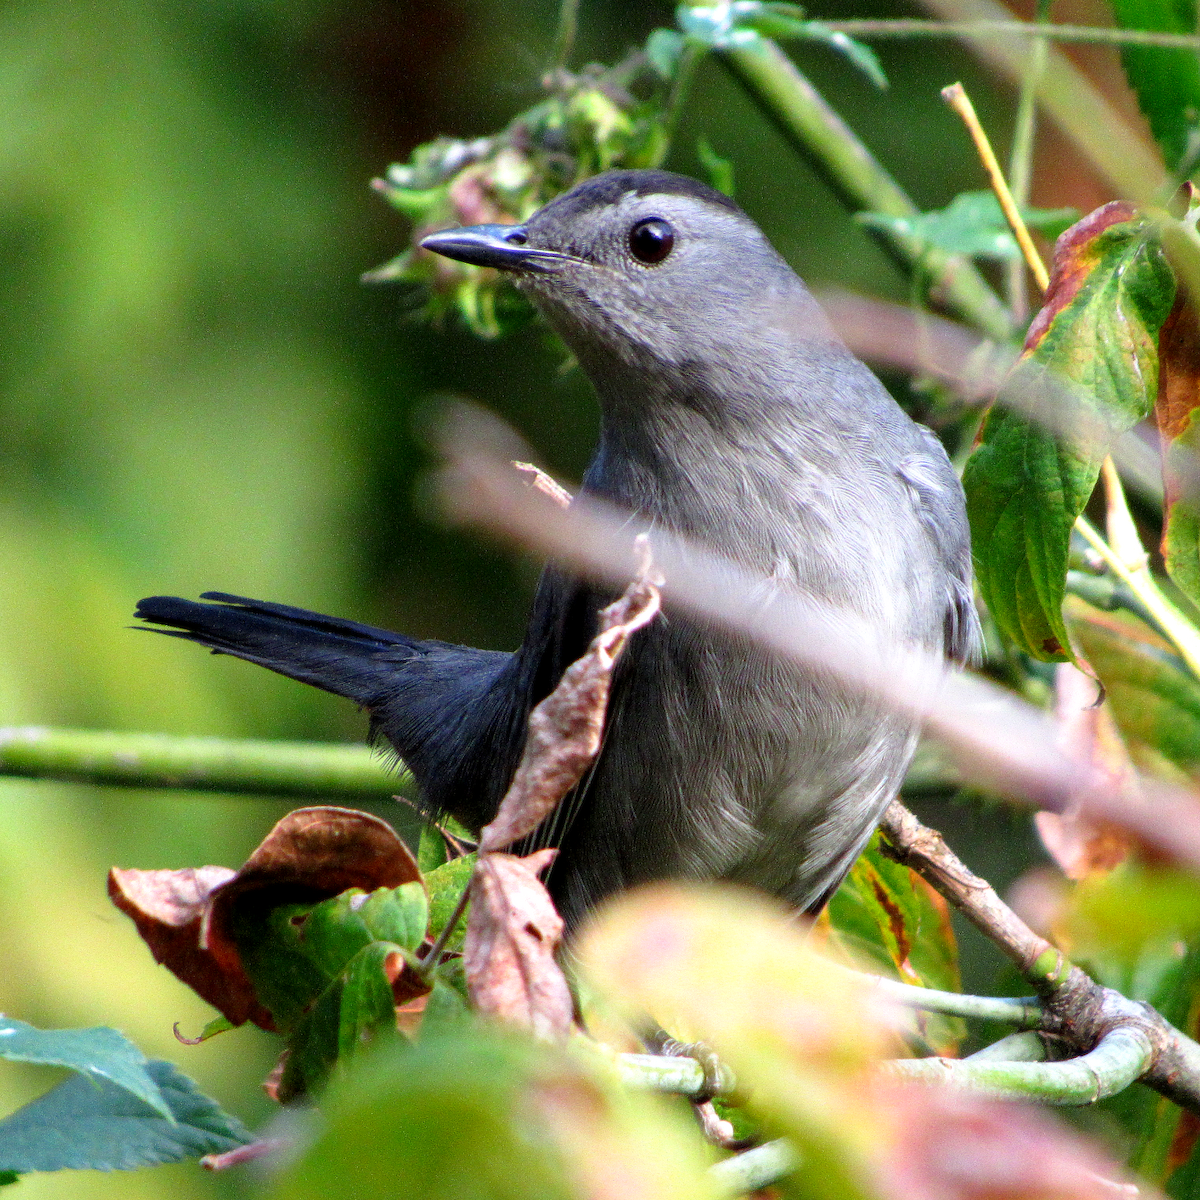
[[550, 0, 581, 73], [709, 1140, 799, 1196], [966, 1030, 1048, 1061], [887, 1025, 1153, 1104], [1005, 0, 1052, 320], [657, 41, 703, 167], [716, 39, 1014, 341], [819, 18, 1200, 49], [0, 726, 409, 800], [1075, 517, 1200, 680], [856, 974, 1043, 1026], [616, 1051, 736, 1098]]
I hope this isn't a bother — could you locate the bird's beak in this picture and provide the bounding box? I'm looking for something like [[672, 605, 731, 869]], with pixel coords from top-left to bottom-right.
[[420, 224, 567, 274]]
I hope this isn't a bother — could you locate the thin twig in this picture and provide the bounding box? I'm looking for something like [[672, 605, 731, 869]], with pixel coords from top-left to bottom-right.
[[967, 1030, 1049, 1062], [616, 1052, 736, 1098], [550, 0, 581, 74], [418, 884, 471, 982], [943, 82, 1049, 292], [879, 802, 1200, 1113], [820, 17, 1200, 49], [1004, 0, 1051, 321]]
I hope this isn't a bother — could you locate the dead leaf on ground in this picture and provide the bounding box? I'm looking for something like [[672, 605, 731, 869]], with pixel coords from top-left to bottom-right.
[[111, 806, 421, 1030], [1035, 662, 1135, 879], [464, 848, 573, 1040]]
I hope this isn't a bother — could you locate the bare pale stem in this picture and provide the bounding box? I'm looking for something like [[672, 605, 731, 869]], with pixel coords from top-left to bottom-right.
[[942, 82, 1050, 292]]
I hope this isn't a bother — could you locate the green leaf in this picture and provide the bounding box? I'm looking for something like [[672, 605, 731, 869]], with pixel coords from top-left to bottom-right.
[[417, 823, 449, 873], [0, 1059, 252, 1173], [1155, 282, 1200, 611], [425, 852, 475, 953], [793, 21, 888, 89], [0, 1018, 172, 1121], [1110, 0, 1200, 172], [1070, 600, 1200, 774], [826, 831, 963, 1054], [696, 137, 735, 197], [0, 1172, 16, 1186], [963, 206, 1175, 660], [418, 966, 472, 1040], [282, 941, 408, 1098], [857, 191, 1078, 262], [234, 883, 429, 1033], [646, 28, 686, 79], [269, 1027, 717, 1200]]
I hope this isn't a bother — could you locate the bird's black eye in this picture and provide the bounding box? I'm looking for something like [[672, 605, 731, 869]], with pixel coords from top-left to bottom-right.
[[628, 218, 674, 264]]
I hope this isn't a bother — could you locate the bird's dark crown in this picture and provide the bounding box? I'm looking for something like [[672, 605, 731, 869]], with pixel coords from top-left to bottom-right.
[[537, 169, 743, 225]]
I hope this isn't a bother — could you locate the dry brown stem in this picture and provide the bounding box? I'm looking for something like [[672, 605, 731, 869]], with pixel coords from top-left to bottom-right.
[[880, 801, 1200, 1114]]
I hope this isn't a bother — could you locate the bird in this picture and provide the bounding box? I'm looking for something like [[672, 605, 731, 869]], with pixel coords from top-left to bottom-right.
[[136, 168, 979, 933]]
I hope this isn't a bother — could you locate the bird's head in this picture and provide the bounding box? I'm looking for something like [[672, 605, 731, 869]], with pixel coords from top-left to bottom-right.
[[421, 169, 832, 394]]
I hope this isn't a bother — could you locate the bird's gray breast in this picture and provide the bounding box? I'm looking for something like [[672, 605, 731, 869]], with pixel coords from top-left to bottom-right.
[[548, 386, 947, 927]]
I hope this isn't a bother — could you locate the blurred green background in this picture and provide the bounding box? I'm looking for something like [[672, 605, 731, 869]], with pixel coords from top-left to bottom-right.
[[0, 0, 1074, 1194]]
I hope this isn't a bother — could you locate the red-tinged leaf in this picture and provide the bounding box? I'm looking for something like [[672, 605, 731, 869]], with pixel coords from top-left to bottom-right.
[[479, 573, 660, 854], [823, 832, 964, 1055], [1035, 661, 1137, 879], [964, 203, 1175, 660], [878, 1083, 1138, 1200], [464, 849, 574, 1040], [1023, 203, 1142, 351], [579, 884, 914, 1200], [1156, 286, 1200, 611], [108, 865, 273, 1030]]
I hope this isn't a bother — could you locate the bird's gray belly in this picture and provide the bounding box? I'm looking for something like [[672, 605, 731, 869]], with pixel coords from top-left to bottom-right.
[[546, 618, 919, 928]]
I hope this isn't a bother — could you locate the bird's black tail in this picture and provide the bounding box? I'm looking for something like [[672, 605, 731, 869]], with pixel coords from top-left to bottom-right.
[[134, 592, 422, 707]]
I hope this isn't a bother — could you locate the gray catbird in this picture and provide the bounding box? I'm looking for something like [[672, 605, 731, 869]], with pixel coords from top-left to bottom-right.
[[136, 169, 979, 930]]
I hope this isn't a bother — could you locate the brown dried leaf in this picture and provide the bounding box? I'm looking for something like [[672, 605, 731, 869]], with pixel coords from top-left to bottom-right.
[[203, 805, 421, 978], [464, 848, 573, 1039], [111, 806, 420, 1030], [513, 460, 573, 508], [108, 865, 273, 1029], [1035, 663, 1136, 879], [879, 1083, 1144, 1200], [479, 571, 660, 853]]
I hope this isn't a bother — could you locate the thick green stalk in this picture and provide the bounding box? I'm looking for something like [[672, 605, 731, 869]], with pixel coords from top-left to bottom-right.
[[616, 1052, 736, 1098], [709, 1140, 799, 1196], [888, 1026, 1153, 1103], [0, 726, 409, 800], [857, 973, 1043, 1025], [717, 39, 1014, 341]]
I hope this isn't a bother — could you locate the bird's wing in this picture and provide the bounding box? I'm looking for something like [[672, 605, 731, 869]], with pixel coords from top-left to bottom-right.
[[896, 427, 983, 665]]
